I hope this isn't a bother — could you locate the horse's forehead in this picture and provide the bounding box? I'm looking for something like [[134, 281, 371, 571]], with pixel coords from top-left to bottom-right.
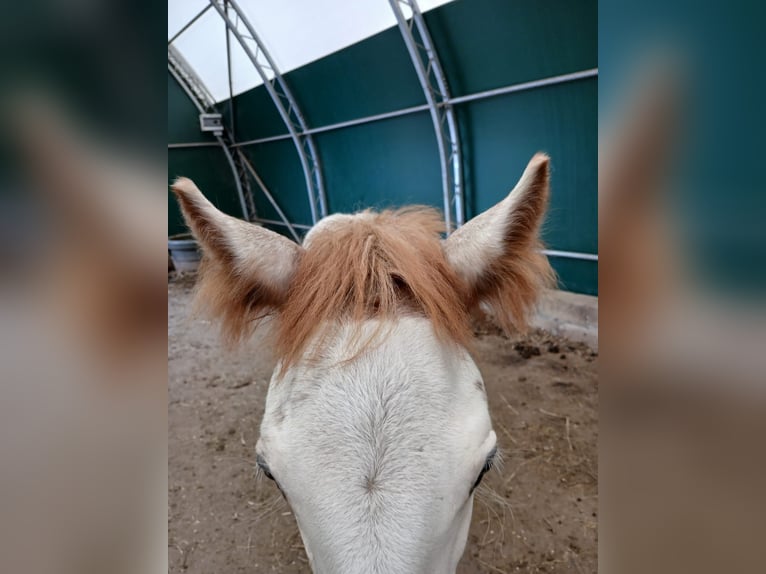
[[261, 318, 487, 446], [261, 328, 489, 492], [302, 212, 375, 247]]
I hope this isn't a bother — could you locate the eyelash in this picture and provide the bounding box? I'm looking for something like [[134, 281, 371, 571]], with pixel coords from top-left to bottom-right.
[[471, 447, 498, 493], [483, 451, 497, 473], [256, 455, 274, 481]]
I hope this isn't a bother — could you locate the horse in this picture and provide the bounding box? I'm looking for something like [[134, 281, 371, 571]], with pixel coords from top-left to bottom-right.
[[171, 152, 553, 573]]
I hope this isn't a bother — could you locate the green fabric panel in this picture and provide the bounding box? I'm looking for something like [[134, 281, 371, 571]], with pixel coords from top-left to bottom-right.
[[277, 27, 424, 127], [549, 256, 598, 296], [425, 0, 598, 96], [461, 79, 597, 251], [224, 85, 286, 142], [167, 73, 217, 144], [314, 112, 441, 214], [239, 141, 314, 226], [459, 78, 597, 295]]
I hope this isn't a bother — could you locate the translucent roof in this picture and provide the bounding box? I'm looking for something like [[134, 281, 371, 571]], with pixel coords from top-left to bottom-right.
[[168, 0, 454, 102]]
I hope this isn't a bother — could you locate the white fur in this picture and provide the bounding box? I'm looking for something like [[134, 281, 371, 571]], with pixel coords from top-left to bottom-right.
[[258, 318, 495, 573], [225, 217, 299, 290], [443, 154, 544, 288], [174, 177, 301, 290]]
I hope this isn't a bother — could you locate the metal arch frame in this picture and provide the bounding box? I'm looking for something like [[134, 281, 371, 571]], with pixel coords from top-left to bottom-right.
[[389, 0, 463, 232], [168, 45, 217, 113], [168, 45, 250, 222], [208, 0, 328, 225], [168, 45, 302, 242]]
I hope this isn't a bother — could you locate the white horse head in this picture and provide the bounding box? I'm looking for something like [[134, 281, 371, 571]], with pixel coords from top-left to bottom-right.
[[172, 153, 553, 573]]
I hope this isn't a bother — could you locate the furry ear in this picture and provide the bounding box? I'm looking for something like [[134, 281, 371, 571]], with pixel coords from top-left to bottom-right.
[[171, 177, 301, 343], [443, 153, 555, 332]]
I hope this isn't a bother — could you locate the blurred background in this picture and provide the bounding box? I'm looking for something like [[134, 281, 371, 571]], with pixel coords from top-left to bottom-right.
[[0, 2, 166, 574], [600, 1, 766, 573]]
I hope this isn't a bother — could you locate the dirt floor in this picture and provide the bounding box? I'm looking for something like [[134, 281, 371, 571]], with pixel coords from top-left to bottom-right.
[[168, 275, 598, 573]]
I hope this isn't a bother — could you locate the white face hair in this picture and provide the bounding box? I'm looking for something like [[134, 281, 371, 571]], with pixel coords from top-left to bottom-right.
[[172, 153, 551, 573], [259, 319, 496, 573]]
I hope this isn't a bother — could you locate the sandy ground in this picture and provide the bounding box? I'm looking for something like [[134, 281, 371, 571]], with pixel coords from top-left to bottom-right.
[[168, 275, 598, 573]]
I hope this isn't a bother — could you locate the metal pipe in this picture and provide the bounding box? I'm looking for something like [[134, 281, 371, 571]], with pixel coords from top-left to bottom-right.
[[232, 69, 598, 148], [306, 103, 430, 136], [448, 68, 598, 105], [407, 0, 464, 227], [225, 0, 235, 137], [168, 4, 213, 46], [168, 142, 220, 149], [231, 103, 431, 147], [231, 133, 293, 147], [542, 249, 598, 262], [218, 136, 250, 220], [252, 218, 312, 231], [390, 0, 452, 230]]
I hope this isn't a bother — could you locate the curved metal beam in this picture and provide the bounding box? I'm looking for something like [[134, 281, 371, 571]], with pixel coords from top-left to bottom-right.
[[208, 0, 328, 224], [168, 46, 216, 112], [168, 48, 250, 222], [169, 46, 300, 241], [389, 0, 464, 231]]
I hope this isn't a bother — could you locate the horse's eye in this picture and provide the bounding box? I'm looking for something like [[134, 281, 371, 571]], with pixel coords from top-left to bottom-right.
[[256, 454, 274, 481], [470, 447, 497, 493]]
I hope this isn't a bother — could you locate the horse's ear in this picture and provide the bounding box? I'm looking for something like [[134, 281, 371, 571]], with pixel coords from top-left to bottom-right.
[[443, 153, 555, 332], [171, 177, 301, 343]]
